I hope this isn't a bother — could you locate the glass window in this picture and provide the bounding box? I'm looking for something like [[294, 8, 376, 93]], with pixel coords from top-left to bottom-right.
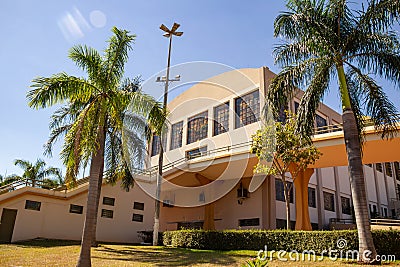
[[132, 213, 144, 222], [323, 192, 335, 212], [69, 204, 83, 214], [235, 90, 260, 128], [170, 121, 183, 150], [376, 163, 383, 173], [186, 146, 207, 160], [308, 187, 316, 208], [151, 132, 167, 156], [385, 163, 393, 177], [341, 196, 351, 215], [25, 200, 41, 211], [294, 101, 299, 114], [101, 209, 113, 218], [133, 202, 144, 211], [238, 218, 260, 227], [394, 162, 400, 181], [213, 102, 229, 136], [275, 178, 293, 203], [316, 114, 328, 133], [103, 197, 115, 206], [187, 111, 208, 144]]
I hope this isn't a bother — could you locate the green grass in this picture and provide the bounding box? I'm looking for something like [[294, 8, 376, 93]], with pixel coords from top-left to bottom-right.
[[0, 239, 398, 266]]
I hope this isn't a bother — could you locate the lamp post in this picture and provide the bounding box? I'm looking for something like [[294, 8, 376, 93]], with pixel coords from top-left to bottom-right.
[[153, 22, 183, 246]]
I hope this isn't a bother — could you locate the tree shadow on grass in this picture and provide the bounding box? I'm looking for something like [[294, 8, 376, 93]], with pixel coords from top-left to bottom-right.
[[93, 245, 249, 266], [13, 238, 81, 248]]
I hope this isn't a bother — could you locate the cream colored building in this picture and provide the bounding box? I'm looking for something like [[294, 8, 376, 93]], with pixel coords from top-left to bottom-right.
[[1, 67, 399, 243]]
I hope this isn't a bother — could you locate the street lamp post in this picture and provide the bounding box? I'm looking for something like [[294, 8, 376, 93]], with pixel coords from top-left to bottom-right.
[[153, 22, 183, 246]]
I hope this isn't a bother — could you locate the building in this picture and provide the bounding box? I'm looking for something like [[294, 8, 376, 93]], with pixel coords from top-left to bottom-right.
[[1, 67, 399, 243]]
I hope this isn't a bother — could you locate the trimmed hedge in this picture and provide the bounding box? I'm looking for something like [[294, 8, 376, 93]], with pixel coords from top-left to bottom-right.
[[163, 229, 400, 258]]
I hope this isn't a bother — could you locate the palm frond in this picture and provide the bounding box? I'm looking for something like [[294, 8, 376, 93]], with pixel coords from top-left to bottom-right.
[[69, 45, 103, 83]]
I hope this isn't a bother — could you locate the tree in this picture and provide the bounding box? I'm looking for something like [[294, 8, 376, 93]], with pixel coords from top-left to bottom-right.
[[251, 112, 321, 230], [27, 27, 165, 267], [268, 0, 400, 262], [13, 159, 61, 188]]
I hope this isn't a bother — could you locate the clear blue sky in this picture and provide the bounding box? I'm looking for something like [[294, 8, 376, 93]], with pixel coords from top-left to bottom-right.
[[0, 0, 398, 176]]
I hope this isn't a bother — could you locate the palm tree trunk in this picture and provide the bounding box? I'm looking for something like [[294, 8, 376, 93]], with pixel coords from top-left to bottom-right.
[[91, 174, 103, 247], [76, 126, 106, 267], [337, 64, 377, 262]]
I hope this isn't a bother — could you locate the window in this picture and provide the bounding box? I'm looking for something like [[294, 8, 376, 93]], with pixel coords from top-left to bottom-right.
[[275, 179, 293, 203], [187, 111, 208, 144], [385, 163, 393, 177], [394, 162, 400, 181], [366, 164, 373, 168], [132, 213, 144, 222], [25, 200, 41, 211], [316, 114, 328, 133], [235, 90, 260, 128], [213, 102, 229, 136], [103, 197, 115, 206], [294, 101, 300, 114], [239, 218, 260, 227], [170, 121, 183, 150], [101, 209, 113, 218], [376, 163, 383, 173], [341, 196, 351, 215], [186, 146, 207, 160], [397, 185, 400, 200], [308, 187, 316, 208], [69, 204, 83, 214], [133, 202, 144, 211], [323, 192, 335, 212], [151, 132, 167, 156]]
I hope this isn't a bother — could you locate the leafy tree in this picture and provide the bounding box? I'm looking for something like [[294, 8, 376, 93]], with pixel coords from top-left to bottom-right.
[[13, 159, 61, 188], [251, 112, 321, 230], [268, 0, 400, 261], [27, 27, 164, 267]]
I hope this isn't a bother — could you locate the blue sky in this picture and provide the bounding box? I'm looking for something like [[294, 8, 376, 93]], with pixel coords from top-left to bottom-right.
[[0, 1, 398, 176]]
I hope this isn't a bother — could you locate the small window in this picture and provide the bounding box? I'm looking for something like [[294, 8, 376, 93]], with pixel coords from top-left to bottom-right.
[[294, 101, 300, 114], [69, 204, 83, 214], [308, 187, 316, 208], [132, 213, 144, 222], [213, 102, 229, 136], [103, 197, 115, 206], [385, 163, 393, 177], [376, 163, 383, 173], [101, 209, 114, 218], [341, 196, 351, 215], [239, 218, 260, 227], [323, 192, 335, 212], [316, 114, 328, 133], [133, 202, 144, 211], [25, 200, 41, 211], [275, 179, 293, 203], [186, 146, 207, 160]]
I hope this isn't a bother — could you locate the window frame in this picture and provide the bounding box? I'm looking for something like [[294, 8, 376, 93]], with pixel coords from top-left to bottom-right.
[[234, 90, 260, 129], [170, 121, 183, 150], [213, 102, 230, 136], [187, 111, 208, 144]]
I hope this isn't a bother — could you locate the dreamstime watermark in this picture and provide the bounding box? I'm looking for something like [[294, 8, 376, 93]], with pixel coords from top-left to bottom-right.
[[256, 238, 396, 263]]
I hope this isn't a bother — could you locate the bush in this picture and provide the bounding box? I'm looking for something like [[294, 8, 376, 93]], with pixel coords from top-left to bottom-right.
[[163, 229, 400, 258]]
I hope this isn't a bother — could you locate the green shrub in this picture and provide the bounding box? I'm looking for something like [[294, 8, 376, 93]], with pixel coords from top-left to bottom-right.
[[163, 229, 400, 258]]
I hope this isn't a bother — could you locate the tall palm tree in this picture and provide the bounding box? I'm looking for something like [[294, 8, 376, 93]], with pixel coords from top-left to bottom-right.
[[268, 0, 400, 262], [27, 27, 164, 267], [13, 159, 61, 187]]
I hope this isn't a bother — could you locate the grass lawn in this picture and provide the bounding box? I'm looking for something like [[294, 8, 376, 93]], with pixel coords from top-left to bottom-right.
[[0, 239, 398, 266]]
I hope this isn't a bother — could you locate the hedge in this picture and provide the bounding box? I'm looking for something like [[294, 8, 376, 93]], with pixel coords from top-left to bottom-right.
[[163, 229, 400, 258]]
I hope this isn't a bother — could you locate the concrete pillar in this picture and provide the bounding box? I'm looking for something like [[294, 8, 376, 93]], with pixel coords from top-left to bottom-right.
[[315, 168, 324, 229], [203, 203, 215, 230]]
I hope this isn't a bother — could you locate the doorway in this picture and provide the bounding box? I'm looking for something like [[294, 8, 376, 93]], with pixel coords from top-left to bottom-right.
[[0, 209, 17, 243]]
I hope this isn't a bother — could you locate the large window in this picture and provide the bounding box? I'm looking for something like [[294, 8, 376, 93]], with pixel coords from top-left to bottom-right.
[[394, 162, 400, 181], [376, 163, 383, 173], [151, 132, 167, 156], [385, 163, 393, 177], [235, 90, 260, 128], [170, 121, 183, 150], [323, 192, 335, 212], [213, 102, 229, 136], [275, 178, 293, 203], [341, 196, 351, 215], [308, 187, 316, 208], [316, 114, 328, 133], [187, 111, 208, 144]]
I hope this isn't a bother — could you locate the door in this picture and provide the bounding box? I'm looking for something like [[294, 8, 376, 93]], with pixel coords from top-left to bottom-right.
[[0, 209, 17, 243]]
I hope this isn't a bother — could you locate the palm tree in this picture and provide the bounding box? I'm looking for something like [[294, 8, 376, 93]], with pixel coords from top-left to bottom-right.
[[268, 0, 400, 262], [13, 159, 61, 187], [27, 27, 165, 267]]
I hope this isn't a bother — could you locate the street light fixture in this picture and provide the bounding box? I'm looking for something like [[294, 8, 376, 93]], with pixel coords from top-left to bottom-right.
[[153, 22, 183, 246]]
